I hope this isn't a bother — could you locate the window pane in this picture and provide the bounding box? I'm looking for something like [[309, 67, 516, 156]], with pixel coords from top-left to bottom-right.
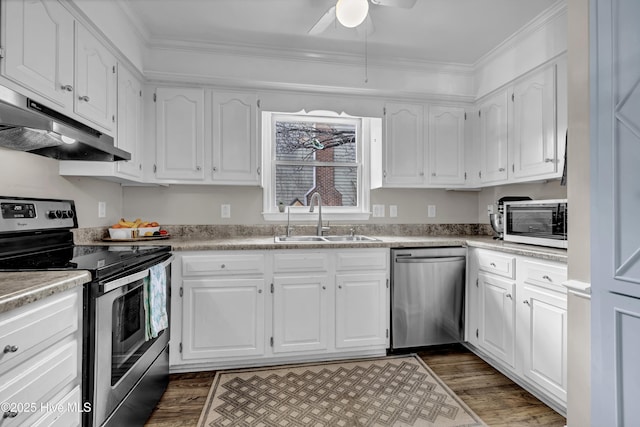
[[275, 120, 356, 163], [275, 165, 357, 207]]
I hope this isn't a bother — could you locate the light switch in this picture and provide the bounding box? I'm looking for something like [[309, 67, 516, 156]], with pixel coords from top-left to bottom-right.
[[98, 201, 106, 218], [389, 205, 398, 217], [221, 204, 231, 218], [428, 205, 436, 218], [372, 204, 385, 217], [487, 204, 494, 215]]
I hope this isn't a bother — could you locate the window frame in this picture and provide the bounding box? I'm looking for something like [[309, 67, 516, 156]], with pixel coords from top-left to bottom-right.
[[262, 110, 371, 221]]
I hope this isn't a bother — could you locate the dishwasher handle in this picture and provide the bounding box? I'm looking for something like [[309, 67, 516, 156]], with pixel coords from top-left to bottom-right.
[[395, 256, 465, 264]]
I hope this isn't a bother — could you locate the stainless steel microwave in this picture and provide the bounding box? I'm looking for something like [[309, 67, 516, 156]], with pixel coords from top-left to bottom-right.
[[503, 199, 568, 249]]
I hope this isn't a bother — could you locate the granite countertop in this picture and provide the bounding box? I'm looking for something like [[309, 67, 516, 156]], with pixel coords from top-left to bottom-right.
[[0, 270, 91, 315]]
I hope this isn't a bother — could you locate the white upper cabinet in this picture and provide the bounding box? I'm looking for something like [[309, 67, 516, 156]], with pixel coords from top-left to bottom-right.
[[478, 89, 509, 184], [115, 65, 143, 180], [428, 105, 466, 186], [511, 64, 557, 179], [383, 102, 425, 186], [211, 91, 260, 185], [1, 0, 74, 110], [74, 23, 117, 132], [154, 87, 205, 181]]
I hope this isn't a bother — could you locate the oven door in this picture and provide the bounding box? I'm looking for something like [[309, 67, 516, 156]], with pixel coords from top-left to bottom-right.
[[88, 254, 173, 427]]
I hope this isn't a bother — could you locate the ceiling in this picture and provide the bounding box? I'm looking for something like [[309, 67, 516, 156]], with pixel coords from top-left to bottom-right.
[[123, 0, 560, 65]]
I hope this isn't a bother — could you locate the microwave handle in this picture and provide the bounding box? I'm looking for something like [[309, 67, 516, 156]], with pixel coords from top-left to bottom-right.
[[101, 255, 174, 293]]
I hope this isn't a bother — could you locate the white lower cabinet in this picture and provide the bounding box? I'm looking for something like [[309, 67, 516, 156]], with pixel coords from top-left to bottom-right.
[[172, 248, 389, 370], [467, 247, 567, 413], [0, 287, 82, 427]]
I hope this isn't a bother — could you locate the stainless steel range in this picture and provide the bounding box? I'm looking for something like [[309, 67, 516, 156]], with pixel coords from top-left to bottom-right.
[[0, 196, 172, 427]]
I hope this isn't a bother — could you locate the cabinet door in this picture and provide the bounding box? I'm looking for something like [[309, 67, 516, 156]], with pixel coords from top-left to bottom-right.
[[272, 275, 329, 353], [212, 91, 259, 184], [478, 272, 516, 367], [115, 65, 143, 179], [74, 23, 116, 132], [335, 273, 387, 348], [1, 0, 74, 109], [428, 106, 466, 186], [383, 103, 425, 186], [479, 90, 509, 184], [512, 65, 557, 179], [519, 283, 567, 403], [154, 87, 205, 180], [181, 278, 265, 360]]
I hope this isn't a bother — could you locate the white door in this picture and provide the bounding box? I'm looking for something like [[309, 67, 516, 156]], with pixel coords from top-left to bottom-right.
[[154, 87, 205, 180], [1, 0, 74, 109], [520, 284, 568, 403], [181, 278, 265, 360], [115, 65, 142, 179], [335, 273, 387, 348], [478, 272, 516, 367], [512, 65, 557, 179], [479, 90, 509, 184], [272, 275, 329, 353], [383, 103, 425, 186], [211, 91, 259, 184], [428, 106, 466, 186], [592, 0, 640, 424], [74, 23, 116, 132]]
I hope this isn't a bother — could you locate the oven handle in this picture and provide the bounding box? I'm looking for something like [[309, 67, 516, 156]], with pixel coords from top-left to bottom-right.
[[100, 255, 174, 293]]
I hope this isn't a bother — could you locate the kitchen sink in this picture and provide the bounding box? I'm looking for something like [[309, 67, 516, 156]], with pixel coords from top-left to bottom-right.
[[274, 235, 380, 243]]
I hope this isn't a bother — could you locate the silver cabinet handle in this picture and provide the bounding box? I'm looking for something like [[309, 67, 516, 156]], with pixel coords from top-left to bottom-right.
[[383, 170, 387, 178], [212, 166, 218, 172], [322, 286, 327, 290], [338, 285, 342, 289], [490, 262, 496, 267], [196, 166, 201, 171], [542, 275, 552, 281], [505, 293, 512, 300], [257, 166, 261, 175], [61, 84, 73, 92], [3, 411, 18, 419], [545, 158, 554, 163], [220, 264, 225, 269], [524, 300, 531, 306], [499, 167, 506, 172], [3, 345, 18, 353], [258, 289, 262, 294], [431, 172, 436, 177], [78, 95, 90, 102]]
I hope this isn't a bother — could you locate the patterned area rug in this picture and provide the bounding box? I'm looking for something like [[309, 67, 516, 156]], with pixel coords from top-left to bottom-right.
[[197, 355, 486, 427]]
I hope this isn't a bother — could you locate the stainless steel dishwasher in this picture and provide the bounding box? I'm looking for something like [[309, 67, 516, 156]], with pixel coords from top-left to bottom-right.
[[391, 247, 466, 350]]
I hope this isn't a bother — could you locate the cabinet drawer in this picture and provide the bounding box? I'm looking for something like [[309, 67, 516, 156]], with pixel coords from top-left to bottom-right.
[[0, 290, 79, 368], [31, 385, 82, 427], [273, 252, 328, 273], [335, 250, 388, 271], [477, 250, 515, 279], [0, 340, 78, 426], [521, 260, 567, 290], [182, 254, 265, 276]]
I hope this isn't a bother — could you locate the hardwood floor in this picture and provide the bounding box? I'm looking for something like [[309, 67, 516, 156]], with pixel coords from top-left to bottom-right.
[[145, 344, 566, 427]]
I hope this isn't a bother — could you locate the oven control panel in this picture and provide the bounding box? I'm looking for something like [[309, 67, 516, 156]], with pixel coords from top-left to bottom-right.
[[0, 197, 77, 232]]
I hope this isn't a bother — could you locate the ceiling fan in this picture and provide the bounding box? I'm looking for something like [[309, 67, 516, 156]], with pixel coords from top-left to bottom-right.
[[308, 0, 417, 36]]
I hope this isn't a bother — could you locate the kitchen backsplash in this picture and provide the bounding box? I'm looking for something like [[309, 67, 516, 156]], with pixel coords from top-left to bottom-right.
[[73, 223, 494, 244]]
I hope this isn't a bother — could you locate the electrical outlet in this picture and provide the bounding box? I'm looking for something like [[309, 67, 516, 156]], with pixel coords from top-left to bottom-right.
[[372, 204, 385, 217], [389, 205, 398, 218], [427, 205, 436, 218], [98, 201, 106, 218], [487, 204, 494, 215], [221, 204, 231, 218]]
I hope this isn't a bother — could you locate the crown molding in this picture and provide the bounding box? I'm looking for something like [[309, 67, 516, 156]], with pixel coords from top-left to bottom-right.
[[473, 0, 567, 70], [143, 71, 476, 104]]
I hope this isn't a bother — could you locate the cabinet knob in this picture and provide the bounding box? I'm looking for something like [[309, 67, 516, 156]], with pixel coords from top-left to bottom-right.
[[257, 166, 261, 175], [542, 275, 552, 281], [220, 264, 225, 269], [212, 167, 217, 172], [258, 289, 263, 294], [431, 173, 436, 177], [3, 411, 18, 419], [419, 172, 424, 176], [78, 95, 90, 102], [383, 170, 387, 178], [490, 262, 496, 267], [3, 345, 18, 353], [323, 286, 327, 290], [61, 84, 73, 92], [505, 293, 512, 300], [196, 166, 201, 171], [338, 285, 342, 289], [544, 158, 554, 163], [524, 300, 531, 306], [498, 167, 505, 172]]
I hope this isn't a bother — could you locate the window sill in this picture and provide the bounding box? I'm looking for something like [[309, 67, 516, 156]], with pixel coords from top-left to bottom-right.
[[263, 211, 371, 222]]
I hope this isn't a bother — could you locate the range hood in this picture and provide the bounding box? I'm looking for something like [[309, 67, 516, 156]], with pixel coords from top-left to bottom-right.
[[0, 85, 130, 162]]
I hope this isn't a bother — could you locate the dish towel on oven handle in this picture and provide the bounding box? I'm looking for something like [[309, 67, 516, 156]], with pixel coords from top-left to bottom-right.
[[143, 264, 169, 341]]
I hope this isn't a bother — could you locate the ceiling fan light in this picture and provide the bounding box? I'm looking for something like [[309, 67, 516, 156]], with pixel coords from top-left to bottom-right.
[[336, 0, 369, 28]]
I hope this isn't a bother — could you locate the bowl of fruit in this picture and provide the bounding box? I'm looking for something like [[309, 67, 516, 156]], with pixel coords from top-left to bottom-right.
[[109, 218, 164, 239]]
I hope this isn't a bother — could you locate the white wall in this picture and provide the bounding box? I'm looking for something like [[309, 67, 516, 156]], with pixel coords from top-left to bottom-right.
[[0, 148, 123, 227]]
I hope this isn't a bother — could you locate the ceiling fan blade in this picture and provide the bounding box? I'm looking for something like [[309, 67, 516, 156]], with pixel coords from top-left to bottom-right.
[[308, 5, 336, 35], [369, 0, 417, 8], [356, 14, 375, 37]]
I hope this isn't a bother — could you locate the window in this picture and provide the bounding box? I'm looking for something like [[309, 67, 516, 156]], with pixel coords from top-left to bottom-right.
[[262, 110, 374, 220]]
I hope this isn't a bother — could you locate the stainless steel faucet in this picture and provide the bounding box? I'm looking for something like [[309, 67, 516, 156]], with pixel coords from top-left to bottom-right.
[[286, 206, 293, 237], [309, 192, 330, 236]]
